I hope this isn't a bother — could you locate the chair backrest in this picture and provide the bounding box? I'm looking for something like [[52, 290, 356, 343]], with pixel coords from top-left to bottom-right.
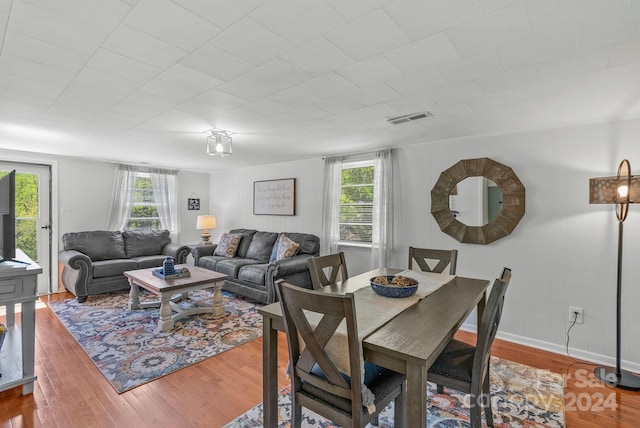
[[408, 247, 458, 274], [275, 279, 365, 422], [307, 252, 349, 289], [472, 267, 512, 386]]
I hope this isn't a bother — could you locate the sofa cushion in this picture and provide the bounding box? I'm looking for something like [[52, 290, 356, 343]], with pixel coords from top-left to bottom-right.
[[132, 255, 167, 269], [245, 231, 278, 263], [63, 231, 126, 261], [198, 255, 227, 271], [229, 229, 258, 258], [92, 259, 138, 279], [213, 233, 243, 257], [238, 264, 269, 285], [123, 230, 171, 258], [216, 258, 261, 278], [276, 234, 300, 261]]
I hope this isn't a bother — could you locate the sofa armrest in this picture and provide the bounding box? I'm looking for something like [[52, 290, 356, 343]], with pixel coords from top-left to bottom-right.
[[269, 254, 312, 276], [162, 242, 190, 264], [192, 245, 217, 266], [58, 250, 92, 302]]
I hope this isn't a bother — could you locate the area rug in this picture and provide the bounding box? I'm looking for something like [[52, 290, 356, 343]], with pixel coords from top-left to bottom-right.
[[49, 289, 262, 393], [224, 357, 565, 427]]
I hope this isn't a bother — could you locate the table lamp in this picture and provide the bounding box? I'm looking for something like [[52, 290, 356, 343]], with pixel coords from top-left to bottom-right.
[[589, 159, 640, 390], [196, 215, 217, 245]]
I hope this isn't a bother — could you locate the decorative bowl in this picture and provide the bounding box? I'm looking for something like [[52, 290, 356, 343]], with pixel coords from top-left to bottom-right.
[[370, 275, 419, 298]]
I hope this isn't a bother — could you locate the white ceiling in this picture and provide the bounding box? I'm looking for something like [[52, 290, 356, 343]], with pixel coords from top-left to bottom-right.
[[1, 0, 640, 172]]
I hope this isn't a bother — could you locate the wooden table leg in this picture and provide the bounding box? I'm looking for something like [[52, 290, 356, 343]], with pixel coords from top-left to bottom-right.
[[211, 281, 225, 318], [406, 362, 427, 427], [262, 316, 278, 428], [158, 294, 174, 331], [128, 280, 141, 310], [21, 300, 36, 395]]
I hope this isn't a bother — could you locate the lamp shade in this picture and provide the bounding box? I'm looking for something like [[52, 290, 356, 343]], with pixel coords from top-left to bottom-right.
[[589, 176, 640, 204], [196, 215, 217, 230]]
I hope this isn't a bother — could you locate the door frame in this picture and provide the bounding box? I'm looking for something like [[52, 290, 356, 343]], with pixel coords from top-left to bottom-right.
[[1, 153, 59, 294]]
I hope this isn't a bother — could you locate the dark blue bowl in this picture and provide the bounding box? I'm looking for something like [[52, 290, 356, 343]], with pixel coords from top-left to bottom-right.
[[370, 276, 418, 298]]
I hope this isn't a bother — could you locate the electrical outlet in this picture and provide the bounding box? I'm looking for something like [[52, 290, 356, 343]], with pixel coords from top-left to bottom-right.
[[569, 306, 584, 324]]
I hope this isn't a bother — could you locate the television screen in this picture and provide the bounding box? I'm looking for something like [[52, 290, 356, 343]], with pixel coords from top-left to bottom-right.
[[0, 170, 16, 261]]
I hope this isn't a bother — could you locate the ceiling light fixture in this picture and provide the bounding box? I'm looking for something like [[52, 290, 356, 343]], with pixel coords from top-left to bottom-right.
[[206, 128, 233, 157]]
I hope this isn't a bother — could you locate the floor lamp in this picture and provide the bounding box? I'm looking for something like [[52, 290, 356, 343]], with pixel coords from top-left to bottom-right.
[[589, 159, 640, 390]]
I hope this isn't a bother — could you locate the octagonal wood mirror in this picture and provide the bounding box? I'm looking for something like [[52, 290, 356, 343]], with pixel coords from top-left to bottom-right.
[[431, 157, 525, 244]]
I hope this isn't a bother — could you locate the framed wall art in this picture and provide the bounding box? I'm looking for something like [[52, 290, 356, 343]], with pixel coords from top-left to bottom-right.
[[253, 178, 296, 215]]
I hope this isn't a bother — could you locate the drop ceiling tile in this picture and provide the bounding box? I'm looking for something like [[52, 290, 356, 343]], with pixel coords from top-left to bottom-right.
[[269, 105, 329, 123], [75, 68, 142, 96], [325, 9, 410, 62], [3, 31, 89, 74], [385, 93, 438, 115], [578, 6, 640, 50], [244, 58, 311, 90], [62, 83, 125, 107], [212, 18, 293, 66], [92, 111, 147, 133], [139, 79, 198, 103], [437, 50, 504, 84], [536, 45, 612, 82], [217, 76, 278, 101], [324, 0, 395, 21], [479, 0, 521, 13], [0, 54, 75, 87], [474, 66, 539, 93], [171, 0, 267, 30], [123, 0, 221, 51], [609, 37, 640, 67], [280, 38, 354, 77], [384, 33, 460, 72], [351, 104, 400, 121], [313, 96, 364, 115], [336, 56, 402, 88], [42, 105, 101, 122], [444, 2, 530, 56], [385, 68, 447, 97], [0, 0, 11, 13], [243, 98, 291, 116], [267, 87, 323, 108], [193, 89, 248, 111], [498, 24, 579, 70], [384, 0, 484, 41], [55, 95, 112, 115], [525, 0, 630, 33], [103, 25, 188, 69], [348, 83, 400, 106], [109, 102, 166, 121], [85, 49, 162, 84], [249, 0, 346, 45], [0, 86, 58, 108], [216, 107, 265, 123], [0, 72, 64, 100], [157, 64, 223, 93], [180, 43, 254, 81], [300, 72, 359, 99], [427, 81, 483, 104], [9, 1, 112, 56]]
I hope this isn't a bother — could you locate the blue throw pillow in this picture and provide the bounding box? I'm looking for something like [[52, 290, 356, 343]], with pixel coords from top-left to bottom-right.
[[269, 234, 281, 262]]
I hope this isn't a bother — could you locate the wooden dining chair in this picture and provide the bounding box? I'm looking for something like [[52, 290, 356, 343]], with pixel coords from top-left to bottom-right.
[[427, 267, 512, 428], [307, 252, 348, 289], [408, 246, 458, 274], [275, 279, 405, 428]]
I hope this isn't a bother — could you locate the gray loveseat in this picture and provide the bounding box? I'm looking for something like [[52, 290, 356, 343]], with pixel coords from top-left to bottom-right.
[[59, 230, 190, 302], [192, 229, 320, 304]]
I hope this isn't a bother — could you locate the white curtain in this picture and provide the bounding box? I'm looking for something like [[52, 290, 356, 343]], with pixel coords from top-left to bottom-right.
[[150, 167, 179, 242], [321, 156, 343, 256], [106, 164, 137, 231], [371, 148, 393, 269]]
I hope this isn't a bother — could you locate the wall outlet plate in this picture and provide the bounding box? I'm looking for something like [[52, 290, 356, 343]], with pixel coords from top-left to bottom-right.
[[569, 306, 584, 324]]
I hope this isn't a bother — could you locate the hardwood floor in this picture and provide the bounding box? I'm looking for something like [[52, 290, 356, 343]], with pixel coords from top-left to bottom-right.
[[1, 292, 639, 427]]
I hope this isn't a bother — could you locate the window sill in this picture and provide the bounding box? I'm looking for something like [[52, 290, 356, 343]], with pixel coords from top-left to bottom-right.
[[337, 241, 372, 249]]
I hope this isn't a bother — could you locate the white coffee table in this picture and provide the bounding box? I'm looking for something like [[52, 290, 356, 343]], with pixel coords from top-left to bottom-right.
[[125, 265, 228, 332]]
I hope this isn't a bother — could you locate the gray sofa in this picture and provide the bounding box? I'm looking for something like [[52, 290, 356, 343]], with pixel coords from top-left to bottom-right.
[[192, 228, 320, 304], [59, 230, 190, 302]]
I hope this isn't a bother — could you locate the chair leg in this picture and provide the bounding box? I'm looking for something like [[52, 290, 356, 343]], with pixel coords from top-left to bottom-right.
[[436, 384, 444, 394], [469, 398, 483, 428], [483, 373, 494, 427], [292, 393, 302, 428], [393, 386, 405, 427]]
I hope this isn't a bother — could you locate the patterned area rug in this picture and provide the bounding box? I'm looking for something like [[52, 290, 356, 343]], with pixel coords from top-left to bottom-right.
[[49, 289, 262, 393], [225, 357, 565, 427]]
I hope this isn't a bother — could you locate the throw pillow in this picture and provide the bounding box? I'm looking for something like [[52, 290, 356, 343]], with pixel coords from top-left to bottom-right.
[[213, 233, 243, 257], [276, 234, 300, 261], [269, 234, 281, 262]]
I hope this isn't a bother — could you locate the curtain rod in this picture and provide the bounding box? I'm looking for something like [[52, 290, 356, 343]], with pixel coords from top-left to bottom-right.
[[321, 147, 392, 160]]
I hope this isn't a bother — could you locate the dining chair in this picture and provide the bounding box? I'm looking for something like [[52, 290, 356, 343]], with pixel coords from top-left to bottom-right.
[[408, 246, 458, 274], [275, 279, 406, 428], [427, 267, 512, 428], [307, 252, 349, 290]]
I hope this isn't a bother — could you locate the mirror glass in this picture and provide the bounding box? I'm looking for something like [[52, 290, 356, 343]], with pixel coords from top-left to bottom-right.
[[449, 178, 502, 226]]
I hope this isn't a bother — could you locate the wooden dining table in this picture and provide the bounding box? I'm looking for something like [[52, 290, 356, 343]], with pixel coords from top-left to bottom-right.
[[258, 267, 490, 427]]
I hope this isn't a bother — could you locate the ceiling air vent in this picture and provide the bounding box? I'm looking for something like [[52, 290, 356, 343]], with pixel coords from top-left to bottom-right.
[[387, 111, 433, 125]]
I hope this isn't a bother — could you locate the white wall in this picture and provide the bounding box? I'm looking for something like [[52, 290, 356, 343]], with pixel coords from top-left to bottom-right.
[[209, 117, 640, 372]]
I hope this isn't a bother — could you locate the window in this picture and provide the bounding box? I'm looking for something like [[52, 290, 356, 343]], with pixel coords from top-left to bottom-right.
[[127, 173, 161, 231], [339, 160, 374, 243]]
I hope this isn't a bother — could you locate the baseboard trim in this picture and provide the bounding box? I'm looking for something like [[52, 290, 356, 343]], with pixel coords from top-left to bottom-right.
[[460, 322, 640, 374]]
